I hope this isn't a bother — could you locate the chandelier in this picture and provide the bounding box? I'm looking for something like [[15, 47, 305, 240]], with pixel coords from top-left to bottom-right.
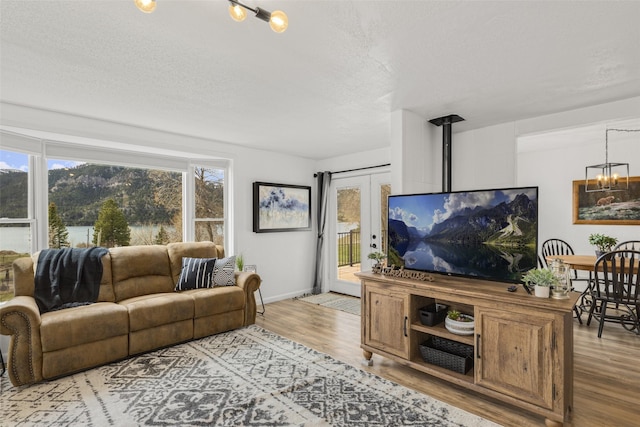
[[134, 0, 288, 33], [584, 128, 638, 192]]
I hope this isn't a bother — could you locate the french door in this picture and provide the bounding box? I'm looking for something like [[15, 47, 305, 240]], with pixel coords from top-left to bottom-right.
[[328, 172, 390, 297]]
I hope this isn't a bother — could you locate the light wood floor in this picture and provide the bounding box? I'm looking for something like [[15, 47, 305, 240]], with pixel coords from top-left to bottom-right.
[[256, 298, 640, 427]]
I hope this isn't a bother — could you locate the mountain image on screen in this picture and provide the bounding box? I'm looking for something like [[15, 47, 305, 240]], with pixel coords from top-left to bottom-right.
[[388, 187, 538, 283]]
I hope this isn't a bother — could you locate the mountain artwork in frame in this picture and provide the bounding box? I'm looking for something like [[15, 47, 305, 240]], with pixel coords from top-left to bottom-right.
[[253, 182, 311, 232], [572, 176, 640, 225]]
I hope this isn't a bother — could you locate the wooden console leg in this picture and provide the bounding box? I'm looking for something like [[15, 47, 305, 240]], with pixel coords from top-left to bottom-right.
[[545, 419, 563, 427], [361, 350, 373, 366]]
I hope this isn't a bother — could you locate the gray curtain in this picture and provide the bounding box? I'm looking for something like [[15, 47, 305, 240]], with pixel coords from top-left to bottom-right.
[[312, 171, 331, 295]]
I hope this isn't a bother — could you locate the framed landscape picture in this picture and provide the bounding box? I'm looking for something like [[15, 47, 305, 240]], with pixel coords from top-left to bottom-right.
[[572, 176, 640, 225], [253, 182, 311, 233]]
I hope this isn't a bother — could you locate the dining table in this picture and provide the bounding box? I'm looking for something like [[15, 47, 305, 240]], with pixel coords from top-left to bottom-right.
[[546, 254, 639, 273]]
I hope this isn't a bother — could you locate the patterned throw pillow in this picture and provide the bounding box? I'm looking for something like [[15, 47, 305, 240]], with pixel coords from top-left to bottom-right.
[[213, 256, 236, 286], [175, 257, 217, 291]]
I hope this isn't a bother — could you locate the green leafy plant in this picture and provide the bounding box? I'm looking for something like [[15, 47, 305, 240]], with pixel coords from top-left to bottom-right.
[[588, 233, 618, 252], [236, 253, 244, 271], [447, 309, 461, 320], [522, 268, 557, 288], [367, 251, 386, 264], [447, 310, 472, 322]]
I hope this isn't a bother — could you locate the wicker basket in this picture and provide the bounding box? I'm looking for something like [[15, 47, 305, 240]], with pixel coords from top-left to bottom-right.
[[419, 336, 473, 374], [431, 336, 474, 358]]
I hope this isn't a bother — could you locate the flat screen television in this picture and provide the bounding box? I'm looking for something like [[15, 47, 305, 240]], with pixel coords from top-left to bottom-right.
[[387, 186, 538, 284]]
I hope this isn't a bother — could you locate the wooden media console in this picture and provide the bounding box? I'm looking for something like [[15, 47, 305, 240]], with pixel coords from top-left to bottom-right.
[[357, 271, 580, 427]]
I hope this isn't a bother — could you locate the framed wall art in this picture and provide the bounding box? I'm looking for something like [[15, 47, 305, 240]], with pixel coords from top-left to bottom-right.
[[572, 176, 640, 225], [253, 182, 312, 232]]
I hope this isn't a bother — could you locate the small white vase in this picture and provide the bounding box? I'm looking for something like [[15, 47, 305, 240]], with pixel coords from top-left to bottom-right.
[[534, 285, 550, 298]]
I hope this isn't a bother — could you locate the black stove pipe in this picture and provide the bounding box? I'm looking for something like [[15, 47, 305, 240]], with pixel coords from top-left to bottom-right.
[[428, 114, 465, 192]]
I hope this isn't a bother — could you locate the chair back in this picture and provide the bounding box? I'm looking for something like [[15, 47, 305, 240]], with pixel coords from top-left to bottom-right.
[[614, 240, 640, 251], [593, 250, 640, 304], [541, 239, 576, 277]]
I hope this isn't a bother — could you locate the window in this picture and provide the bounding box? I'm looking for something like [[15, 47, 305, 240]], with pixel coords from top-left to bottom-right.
[[0, 149, 34, 302], [194, 166, 226, 245], [47, 159, 183, 248]]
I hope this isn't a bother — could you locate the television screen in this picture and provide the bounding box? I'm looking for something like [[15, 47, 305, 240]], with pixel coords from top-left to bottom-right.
[[388, 187, 538, 283]]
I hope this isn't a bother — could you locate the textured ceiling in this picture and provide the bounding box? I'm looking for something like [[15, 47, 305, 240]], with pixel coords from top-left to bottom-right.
[[1, 1, 639, 160]]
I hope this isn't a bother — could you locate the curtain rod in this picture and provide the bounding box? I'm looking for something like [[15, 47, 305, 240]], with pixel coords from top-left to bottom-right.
[[314, 163, 390, 177]]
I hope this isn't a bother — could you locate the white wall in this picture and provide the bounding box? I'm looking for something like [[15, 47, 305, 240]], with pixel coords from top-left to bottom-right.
[[236, 147, 316, 302], [452, 122, 517, 191]]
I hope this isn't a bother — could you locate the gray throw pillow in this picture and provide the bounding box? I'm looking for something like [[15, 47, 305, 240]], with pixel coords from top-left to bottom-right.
[[213, 256, 236, 286]]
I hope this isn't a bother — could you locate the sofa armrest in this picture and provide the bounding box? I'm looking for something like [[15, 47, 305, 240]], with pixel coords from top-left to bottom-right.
[[0, 296, 43, 386], [234, 272, 262, 326]]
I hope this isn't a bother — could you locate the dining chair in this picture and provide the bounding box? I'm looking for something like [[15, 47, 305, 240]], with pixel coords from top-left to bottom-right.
[[586, 250, 640, 338], [541, 239, 588, 322], [614, 240, 640, 251], [541, 239, 576, 262]]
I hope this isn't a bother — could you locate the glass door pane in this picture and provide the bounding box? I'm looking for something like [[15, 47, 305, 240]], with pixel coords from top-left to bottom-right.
[[337, 185, 361, 283]]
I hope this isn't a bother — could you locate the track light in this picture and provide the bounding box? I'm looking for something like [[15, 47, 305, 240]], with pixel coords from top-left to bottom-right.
[[133, 0, 288, 33], [228, 0, 288, 33], [229, 3, 248, 22]]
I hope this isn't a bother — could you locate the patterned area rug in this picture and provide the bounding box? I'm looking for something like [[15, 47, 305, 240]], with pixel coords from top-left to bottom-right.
[[1, 325, 500, 426], [298, 292, 361, 315]]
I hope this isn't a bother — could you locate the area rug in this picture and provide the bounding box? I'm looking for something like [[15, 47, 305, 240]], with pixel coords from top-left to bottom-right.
[[0, 325, 500, 427], [298, 292, 361, 315]]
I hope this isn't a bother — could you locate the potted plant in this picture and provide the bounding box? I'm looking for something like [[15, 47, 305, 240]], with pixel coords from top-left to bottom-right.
[[367, 251, 386, 267], [588, 233, 618, 257], [445, 310, 475, 335], [235, 253, 244, 271], [522, 268, 557, 298]]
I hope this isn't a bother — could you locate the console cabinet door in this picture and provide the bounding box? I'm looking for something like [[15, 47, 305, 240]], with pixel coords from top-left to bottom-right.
[[362, 282, 409, 359], [475, 307, 555, 410]]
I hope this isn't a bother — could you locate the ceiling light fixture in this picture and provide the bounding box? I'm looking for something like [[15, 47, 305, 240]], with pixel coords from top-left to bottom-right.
[[134, 0, 288, 33], [228, 0, 288, 33], [584, 128, 638, 192]]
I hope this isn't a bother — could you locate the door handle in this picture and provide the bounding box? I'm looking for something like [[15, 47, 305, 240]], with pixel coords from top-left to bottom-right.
[[370, 243, 377, 249], [476, 333, 481, 359], [372, 234, 377, 239], [404, 316, 408, 337]]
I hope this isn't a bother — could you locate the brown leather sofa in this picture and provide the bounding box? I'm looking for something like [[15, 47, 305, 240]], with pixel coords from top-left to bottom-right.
[[0, 241, 261, 387]]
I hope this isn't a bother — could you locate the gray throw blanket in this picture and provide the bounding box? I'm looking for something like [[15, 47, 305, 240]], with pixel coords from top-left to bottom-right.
[[34, 247, 109, 314]]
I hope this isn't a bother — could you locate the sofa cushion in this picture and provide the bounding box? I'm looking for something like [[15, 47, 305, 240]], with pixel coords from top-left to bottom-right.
[[110, 245, 174, 301], [167, 242, 224, 285], [40, 302, 129, 352], [184, 286, 245, 317], [120, 293, 194, 332], [175, 257, 217, 291], [213, 256, 236, 286]]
